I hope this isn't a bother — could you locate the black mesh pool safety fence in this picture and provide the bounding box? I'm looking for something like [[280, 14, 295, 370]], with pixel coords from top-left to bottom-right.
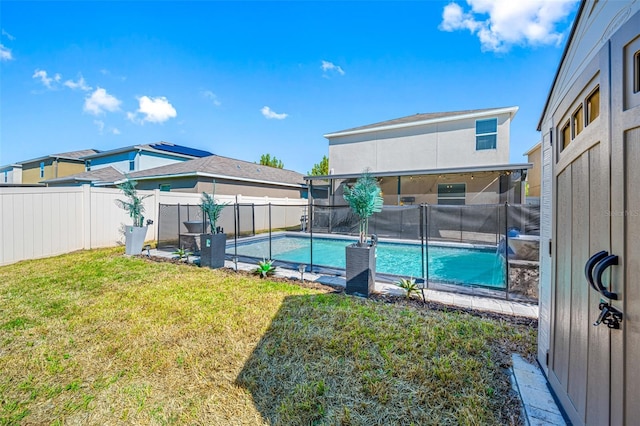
[[157, 202, 540, 302]]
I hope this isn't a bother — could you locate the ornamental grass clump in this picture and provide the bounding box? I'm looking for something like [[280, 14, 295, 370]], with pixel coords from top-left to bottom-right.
[[395, 277, 424, 302], [254, 259, 276, 278], [343, 171, 383, 246], [116, 179, 150, 227]]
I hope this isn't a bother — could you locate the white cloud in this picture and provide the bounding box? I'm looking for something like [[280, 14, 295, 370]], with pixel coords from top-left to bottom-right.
[[128, 95, 177, 124], [321, 60, 345, 77], [84, 87, 121, 115], [64, 74, 92, 91], [32, 69, 61, 88], [112, 128, 121, 135], [0, 44, 12, 61], [261, 106, 288, 120], [439, 0, 578, 52], [2, 29, 15, 41], [202, 90, 221, 106]]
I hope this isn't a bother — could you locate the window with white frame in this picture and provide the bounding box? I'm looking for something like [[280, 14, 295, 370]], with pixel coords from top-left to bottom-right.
[[476, 118, 497, 150]]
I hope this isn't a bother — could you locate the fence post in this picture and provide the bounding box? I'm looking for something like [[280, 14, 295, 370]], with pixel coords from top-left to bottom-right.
[[310, 201, 314, 272], [153, 189, 160, 244], [251, 204, 255, 236], [505, 202, 510, 300], [234, 203, 238, 262], [425, 204, 430, 291], [268, 203, 272, 260], [420, 204, 426, 299], [82, 184, 92, 249]]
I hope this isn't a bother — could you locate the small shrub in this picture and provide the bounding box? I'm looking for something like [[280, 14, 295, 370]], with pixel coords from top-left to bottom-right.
[[171, 247, 192, 262], [395, 277, 421, 300], [254, 259, 276, 278]]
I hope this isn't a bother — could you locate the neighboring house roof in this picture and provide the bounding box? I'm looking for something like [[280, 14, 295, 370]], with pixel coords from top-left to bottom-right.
[[9, 149, 100, 166], [41, 166, 124, 185], [304, 163, 533, 181], [82, 141, 213, 160], [122, 155, 306, 188], [523, 142, 542, 156], [324, 106, 519, 138]]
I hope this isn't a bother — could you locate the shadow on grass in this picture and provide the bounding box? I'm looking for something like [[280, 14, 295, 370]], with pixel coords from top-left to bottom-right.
[[236, 293, 526, 425]]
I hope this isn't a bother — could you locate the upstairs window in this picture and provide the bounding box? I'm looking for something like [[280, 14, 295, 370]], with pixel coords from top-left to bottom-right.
[[40, 162, 45, 178], [128, 153, 136, 171], [561, 121, 571, 150], [572, 105, 584, 138], [86, 160, 91, 172], [4, 171, 7, 183], [159, 184, 171, 192], [586, 87, 600, 124], [635, 50, 640, 93], [476, 118, 497, 150]]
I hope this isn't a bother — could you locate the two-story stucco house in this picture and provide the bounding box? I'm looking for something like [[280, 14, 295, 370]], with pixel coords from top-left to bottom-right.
[[42, 142, 213, 186], [1, 149, 98, 185], [82, 141, 213, 174], [307, 106, 531, 206]]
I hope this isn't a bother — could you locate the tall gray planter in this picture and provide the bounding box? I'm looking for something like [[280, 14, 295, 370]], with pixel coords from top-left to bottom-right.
[[345, 243, 376, 297], [200, 233, 227, 269], [125, 226, 148, 255]]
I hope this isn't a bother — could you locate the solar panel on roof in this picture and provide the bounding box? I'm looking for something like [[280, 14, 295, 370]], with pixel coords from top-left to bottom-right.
[[150, 143, 213, 158]]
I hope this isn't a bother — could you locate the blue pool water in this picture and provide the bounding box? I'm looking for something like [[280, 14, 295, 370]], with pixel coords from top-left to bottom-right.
[[230, 235, 506, 288]]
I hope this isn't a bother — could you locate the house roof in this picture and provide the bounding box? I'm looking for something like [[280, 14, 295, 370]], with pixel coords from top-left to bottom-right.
[[82, 141, 213, 160], [324, 106, 519, 138], [121, 155, 306, 188], [304, 163, 533, 181], [11, 149, 100, 166], [523, 141, 542, 156], [41, 166, 124, 185]]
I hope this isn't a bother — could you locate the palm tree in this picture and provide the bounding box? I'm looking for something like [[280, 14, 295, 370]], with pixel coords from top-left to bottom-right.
[[343, 171, 383, 246]]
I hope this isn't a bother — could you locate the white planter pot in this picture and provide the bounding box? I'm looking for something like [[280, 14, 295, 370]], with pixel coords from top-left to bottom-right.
[[125, 226, 148, 255]]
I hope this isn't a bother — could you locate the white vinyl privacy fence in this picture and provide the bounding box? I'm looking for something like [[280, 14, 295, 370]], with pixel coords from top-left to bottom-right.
[[0, 186, 306, 266]]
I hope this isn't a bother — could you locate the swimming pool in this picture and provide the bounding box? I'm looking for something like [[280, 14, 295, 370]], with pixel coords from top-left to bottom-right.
[[229, 234, 506, 288]]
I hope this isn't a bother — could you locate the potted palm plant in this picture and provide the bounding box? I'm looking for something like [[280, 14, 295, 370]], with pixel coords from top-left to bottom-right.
[[200, 186, 229, 269], [116, 179, 151, 255], [343, 171, 383, 296]]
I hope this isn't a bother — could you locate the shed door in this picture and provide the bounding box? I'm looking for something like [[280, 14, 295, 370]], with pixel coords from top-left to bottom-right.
[[609, 13, 640, 426], [549, 11, 640, 426]]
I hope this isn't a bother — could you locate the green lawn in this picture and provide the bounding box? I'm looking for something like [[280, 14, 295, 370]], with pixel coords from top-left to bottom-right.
[[0, 248, 536, 425]]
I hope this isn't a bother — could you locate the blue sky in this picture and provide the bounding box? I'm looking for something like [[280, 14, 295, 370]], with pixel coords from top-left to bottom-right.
[[0, 1, 579, 174]]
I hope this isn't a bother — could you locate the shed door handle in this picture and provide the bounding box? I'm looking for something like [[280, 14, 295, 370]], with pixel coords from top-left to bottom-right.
[[585, 251, 608, 292], [593, 255, 619, 300]]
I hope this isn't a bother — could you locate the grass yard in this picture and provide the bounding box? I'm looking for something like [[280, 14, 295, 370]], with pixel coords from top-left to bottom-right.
[[0, 248, 536, 425]]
